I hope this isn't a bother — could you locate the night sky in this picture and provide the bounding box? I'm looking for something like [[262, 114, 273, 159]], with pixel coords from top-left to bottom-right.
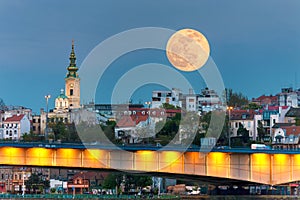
[[0, 0, 299, 113]]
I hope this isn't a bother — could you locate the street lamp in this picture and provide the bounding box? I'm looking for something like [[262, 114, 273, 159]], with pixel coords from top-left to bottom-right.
[[45, 94, 51, 141], [145, 101, 151, 108], [227, 106, 233, 148]]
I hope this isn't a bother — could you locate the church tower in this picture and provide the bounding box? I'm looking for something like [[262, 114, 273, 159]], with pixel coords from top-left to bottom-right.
[[65, 41, 80, 109]]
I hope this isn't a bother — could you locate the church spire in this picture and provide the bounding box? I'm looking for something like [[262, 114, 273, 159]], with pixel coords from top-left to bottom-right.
[[66, 40, 79, 78]]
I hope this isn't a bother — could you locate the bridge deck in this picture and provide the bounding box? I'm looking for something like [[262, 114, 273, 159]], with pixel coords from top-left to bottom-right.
[[0, 142, 299, 185]]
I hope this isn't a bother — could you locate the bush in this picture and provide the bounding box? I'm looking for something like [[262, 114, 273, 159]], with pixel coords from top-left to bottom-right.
[[50, 188, 56, 193]]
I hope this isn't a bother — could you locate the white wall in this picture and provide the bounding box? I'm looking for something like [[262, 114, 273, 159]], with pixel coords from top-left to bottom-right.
[[20, 115, 30, 137]]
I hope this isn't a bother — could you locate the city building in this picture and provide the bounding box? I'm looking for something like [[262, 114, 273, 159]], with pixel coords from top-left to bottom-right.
[[277, 87, 298, 107], [67, 171, 108, 194], [197, 88, 222, 113], [12, 167, 31, 194], [114, 107, 181, 144], [115, 115, 140, 144], [228, 106, 290, 141], [39, 41, 81, 135], [64, 41, 80, 110], [229, 110, 259, 140], [272, 124, 300, 149], [184, 89, 199, 112], [151, 88, 182, 108], [285, 107, 300, 123], [0, 107, 32, 138], [0, 166, 13, 193], [2, 114, 30, 140], [0, 167, 31, 194], [251, 95, 278, 107], [31, 114, 41, 134]]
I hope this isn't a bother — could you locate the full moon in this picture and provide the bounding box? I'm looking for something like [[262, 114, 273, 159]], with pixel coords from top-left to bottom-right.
[[166, 29, 210, 72]]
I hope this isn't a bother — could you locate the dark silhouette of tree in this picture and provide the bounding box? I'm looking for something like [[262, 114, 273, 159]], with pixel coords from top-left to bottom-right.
[[25, 173, 50, 194], [225, 88, 249, 108], [154, 113, 181, 145], [257, 120, 266, 142], [22, 132, 43, 142], [103, 173, 152, 195], [0, 98, 6, 110], [237, 123, 250, 143], [49, 121, 68, 141], [199, 111, 228, 145], [244, 102, 262, 110]]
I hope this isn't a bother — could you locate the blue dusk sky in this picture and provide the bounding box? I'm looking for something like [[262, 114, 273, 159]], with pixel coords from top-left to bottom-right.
[[0, 0, 299, 113]]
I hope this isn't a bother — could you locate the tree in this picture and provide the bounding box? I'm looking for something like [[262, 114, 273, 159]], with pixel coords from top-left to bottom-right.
[[102, 121, 116, 142], [22, 132, 43, 142], [49, 121, 68, 141], [199, 111, 228, 145], [160, 103, 180, 109], [103, 173, 122, 190], [103, 173, 153, 194], [135, 126, 154, 144], [237, 123, 250, 144], [0, 98, 5, 110], [257, 120, 266, 142], [244, 102, 262, 110], [25, 173, 50, 194], [67, 122, 81, 143], [226, 88, 249, 108], [154, 113, 181, 145]]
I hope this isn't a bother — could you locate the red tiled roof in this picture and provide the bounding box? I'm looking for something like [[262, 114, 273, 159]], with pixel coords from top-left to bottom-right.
[[131, 115, 148, 125], [266, 106, 289, 111], [254, 95, 278, 101], [72, 171, 109, 180], [229, 110, 257, 120], [116, 115, 136, 127], [4, 114, 25, 122], [281, 126, 300, 136]]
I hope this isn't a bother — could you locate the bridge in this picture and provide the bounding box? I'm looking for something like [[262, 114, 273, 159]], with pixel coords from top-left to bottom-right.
[[0, 142, 299, 186]]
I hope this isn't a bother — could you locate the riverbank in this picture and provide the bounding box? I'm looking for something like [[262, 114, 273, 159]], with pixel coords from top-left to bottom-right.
[[1, 195, 300, 199]]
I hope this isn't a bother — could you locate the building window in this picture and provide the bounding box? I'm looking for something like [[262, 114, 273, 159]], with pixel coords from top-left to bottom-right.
[[14, 130, 17, 135], [70, 89, 74, 96]]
